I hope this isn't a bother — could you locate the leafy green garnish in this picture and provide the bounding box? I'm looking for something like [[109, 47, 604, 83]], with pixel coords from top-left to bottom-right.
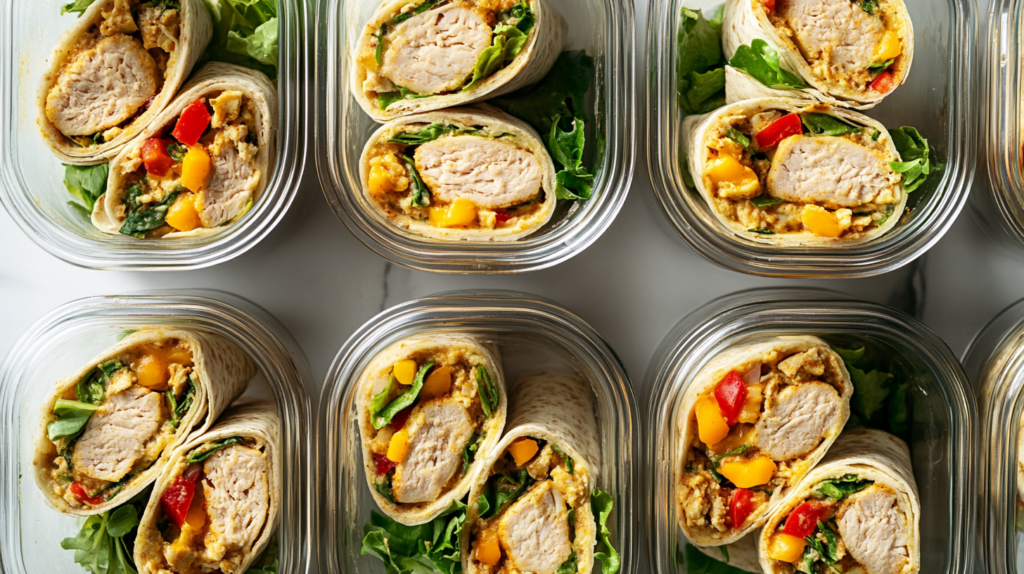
[[710, 444, 750, 467], [889, 126, 939, 193], [876, 204, 896, 226], [868, 59, 895, 74], [48, 400, 99, 442], [186, 436, 245, 464], [165, 376, 196, 429], [249, 536, 280, 573], [61, 0, 95, 15], [677, 8, 727, 115], [166, 142, 187, 163], [373, 362, 434, 429], [832, 344, 909, 437], [751, 195, 785, 208], [119, 183, 180, 238], [730, 39, 808, 90], [550, 115, 595, 200], [64, 164, 109, 213], [362, 500, 466, 574], [719, 546, 730, 563], [802, 521, 841, 573], [77, 361, 123, 405], [375, 474, 397, 505], [463, 434, 483, 475], [725, 127, 751, 149], [398, 154, 431, 208], [800, 113, 860, 137], [369, 375, 395, 428], [860, 0, 879, 14], [475, 365, 499, 418], [201, 0, 279, 78], [499, 0, 535, 32], [680, 544, 748, 574], [557, 550, 579, 574], [748, 228, 776, 235], [871, 129, 882, 141], [391, 0, 438, 24], [388, 124, 463, 145], [479, 469, 534, 519], [464, 25, 530, 91], [551, 444, 574, 474], [817, 474, 873, 499], [61, 500, 141, 574], [592, 489, 621, 574]]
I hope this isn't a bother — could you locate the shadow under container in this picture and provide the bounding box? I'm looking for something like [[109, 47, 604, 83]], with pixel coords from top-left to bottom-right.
[[313, 0, 636, 273], [0, 0, 308, 271], [0, 291, 313, 573], [645, 0, 976, 278], [962, 297, 1024, 574], [318, 290, 638, 573], [644, 289, 977, 574]]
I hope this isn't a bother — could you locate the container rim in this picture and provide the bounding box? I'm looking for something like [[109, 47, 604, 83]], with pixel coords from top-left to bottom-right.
[[644, 0, 977, 278], [312, 0, 636, 273], [0, 0, 310, 271]]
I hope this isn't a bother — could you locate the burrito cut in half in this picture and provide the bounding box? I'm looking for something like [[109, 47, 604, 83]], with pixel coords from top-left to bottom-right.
[[356, 334, 507, 524], [32, 327, 257, 515], [721, 0, 913, 109], [91, 62, 278, 239], [38, 0, 212, 163], [681, 98, 907, 246], [677, 336, 853, 546], [360, 107, 557, 241], [759, 428, 920, 574], [134, 401, 280, 574], [462, 373, 605, 574], [352, 0, 566, 122]]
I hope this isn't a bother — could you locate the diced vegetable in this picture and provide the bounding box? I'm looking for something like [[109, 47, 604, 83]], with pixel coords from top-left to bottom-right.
[[141, 137, 174, 177], [870, 70, 895, 93], [429, 199, 478, 228], [181, 146, 211, 192], [420, 365, 452, 401], [387, 428, 410, 463], [393, 360, 418, 386], [391, 405, 413, 431], [172, 99, 212, 146], [369, 164, 394, 197], [768, 533, 806, 562], [165, 193, 202, 232], [69, 482, 105, 506], [185, 499, 206, 529], [729, 488, 755, 528], [713, 371, 748, 425], [160, 476, 196, 528], [695, 395, 730, 445], [135, 354, 169, 389], [706, 155, 760, 193], [474, 530, 502, 565], [373, 452, 397, 476], [801, 205, 843, 238], [508, 438, 539, 466], [873, 30, 901, 62], [737, 384, 763, 424], [782, 501, 830, 538], [754, 113, 802, 150], [717, 455, 777, 488]]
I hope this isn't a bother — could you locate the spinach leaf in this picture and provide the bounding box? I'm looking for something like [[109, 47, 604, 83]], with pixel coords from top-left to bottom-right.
[[391, 0, 438, 24], [551, 444, 575, 474], [76, 360, 122, 405], [388, 124, 462, 145], [464, 25, 529, 91], [889, 126, 940, 192], [499, 0, 535, 33], [397, 154, 432, 208], [748, 228, 776, 235], [592, 489, 621, 574], [549, 115, 594, 200], [166, 376, 196, 429], [800, 113, 860, 137], [726, 127, 751, 149], [729, 39, 808, 90], [361, 500, 466, 574], [868, 59, 895, 74], [751, 195, 785, 208], [48, 399, 99, 442], [375, 474, 398, 505], [119, 183, 180, 238], [369, 375, 396, 428], [249, 535, 280, 573], [63, 163, 109, 212], [479, 469, 534, 519], [61, 498, 142, 574], [832, 343, 911, 436], [61, 0, 95, 15], [677, 7, 727, 115], [710, 444, 750, 467], [720, 546, 730, 563], [374, 362, 434, 429], [378, 91, 406, 110], [817, 474, 873, 499], [491, 50, 593, 144], [860, 0, 879, 14], [681, 544, 749, 574], [462, 434, 483, 475], [557, 550, 579, 574], [201, 0, 278, 78], [476, 365, 499, 418], [186, 436, 246, 464]]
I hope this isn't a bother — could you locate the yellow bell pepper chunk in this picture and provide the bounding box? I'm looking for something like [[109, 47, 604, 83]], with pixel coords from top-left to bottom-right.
[[369, 164, 394, 197], [802, 205, 843, 238], [429, 199, 478, 228], [387, 428, 410, 463], [737, 384, 763, 424], [718, 455, 777, 488], [873, 30, 902, 62], [181, 146, 211, 192], [420, 365, 452, 401], [508, 438, 540, 466], [695, 396, 730, 446], [392, 360, 418, 386], [707, 155, 761, 196], [185, 501, 206, 530], [474, 530, 502, 565], [768, 533, 807, 563], [134, 354, 169, 390], [165, 193, 202, 232]]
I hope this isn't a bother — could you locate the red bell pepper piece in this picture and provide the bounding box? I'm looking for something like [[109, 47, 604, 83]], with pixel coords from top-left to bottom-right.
[[729, 488, 756, 528], [70, 482, 105, 506], [373, 453, 397, 476], [495, 211, 512, 225], [171, 99, 211, 146], [714, 371, 748, 425], [141, 137, 175, 177], [762, 0, 776, 10], [782, 501, 830, 538], [754, 113, 802, 150], [160, 476, 197, 528], [391, 405, 413, 431], [870, 70, 895, 93]]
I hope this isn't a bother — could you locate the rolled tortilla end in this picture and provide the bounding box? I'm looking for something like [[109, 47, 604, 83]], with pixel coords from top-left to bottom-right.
[[462, 373, 602, 574], [37, 0, 212, 163], [676, 336, 853, 546], [356, 333, 508, 525], [757, 428, 921, 574], [134, 401, 281, 574], [32, 327, 257, 515], [359, 105, 558, 242], [93, 62, 278, 239], [352, 0, 566, 122]]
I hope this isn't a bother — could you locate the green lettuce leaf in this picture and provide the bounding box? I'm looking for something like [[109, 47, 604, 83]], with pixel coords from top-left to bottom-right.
[[61, 0, 96, 15], [61, 497, 143, 574], [479, 469, 534, 520], [374, 362, 434, 429], [677, 7, 727, 115], [817, 474, 873, 499], [464, 25, 529, 91], [201, 0, 278, 78], [64, 163, 109, 213], [48, 399, 100, 442], [592, 489, 621, 574], [800, 113, 860, 136], [490, 50, 593, 143], [475, 365, 499, 418], [388, 124, 462, 145], [398, 155, 432, 208], [361, 501, 467, 574], [186, 436, 245, 464], [681, 544, 748, 574], [889, 126, 940, 192], [729, 39, 808, 89], [250, 536, 280, 573]]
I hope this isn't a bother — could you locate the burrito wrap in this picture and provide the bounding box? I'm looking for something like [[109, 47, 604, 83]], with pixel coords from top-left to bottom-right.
[[32, 327, 257, 514]]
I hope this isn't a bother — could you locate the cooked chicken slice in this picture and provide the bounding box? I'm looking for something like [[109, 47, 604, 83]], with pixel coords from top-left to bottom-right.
[[498, 481, 573, 574], [202, 444, 270, 558], [72, 386, 164, 482], [767, 136, 901, 209], [777, 0, 885, 74], [836, 485, 910, 574], [392, 397, 474, 503], [414, 136, 543, 209], [380, 4, 493, 94], [754, 382, 841, 460], [45, 34, 159, 137], [196, 127, 261, 228]]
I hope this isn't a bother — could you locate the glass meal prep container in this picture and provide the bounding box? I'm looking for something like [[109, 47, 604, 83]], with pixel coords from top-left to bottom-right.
[[644, 288, 977, 574], [645, 0, 977, 278], [0, 0, 308, 271], [312, 0, 636, 273], [0, 291, 313, 573], [962, 296, 1024, 574], [317, 289, 638, 573]]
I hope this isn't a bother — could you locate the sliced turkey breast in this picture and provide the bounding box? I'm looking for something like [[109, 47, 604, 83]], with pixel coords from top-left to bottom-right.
[[72, 386, 164, 482], [392, 397, 475, 503], [197, 128, 261, 227], [767, 135, 901, 209], [202, 444, 270, 555], [45, 34, 159, 136], [754, 382, 841, 461], [380, 4, 493, 94], [414, 136, 543, 209], [836, 485, 910, 574], [777, 0, 885, 74], [498, 481, 573, 574]]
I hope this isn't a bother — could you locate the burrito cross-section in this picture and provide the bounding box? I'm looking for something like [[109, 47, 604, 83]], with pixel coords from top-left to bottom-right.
[[356, 333, 508, 525], [676, 336, 853, 546]]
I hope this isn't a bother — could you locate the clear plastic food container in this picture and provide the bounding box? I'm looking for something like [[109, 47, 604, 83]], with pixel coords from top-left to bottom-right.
[[644, 288, 977, 573], [312, 0, 636, 273], [963, 296, 1024, 574], [0, 1, 308, 271], [318, 289, 638, 572], [645, 0, 977, 278], [0, 291, 313, 573]]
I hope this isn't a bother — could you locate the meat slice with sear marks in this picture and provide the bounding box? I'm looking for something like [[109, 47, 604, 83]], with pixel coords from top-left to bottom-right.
[[414, 136, 543, 209], [777, 0, 886, 74], [498, 480, 573, 574], [836, 485, 910, 574], [72, 385, 164, 482], [202, 444, 270, 557], [754, 382, 841, 460], [392, 397, 474, 503]]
